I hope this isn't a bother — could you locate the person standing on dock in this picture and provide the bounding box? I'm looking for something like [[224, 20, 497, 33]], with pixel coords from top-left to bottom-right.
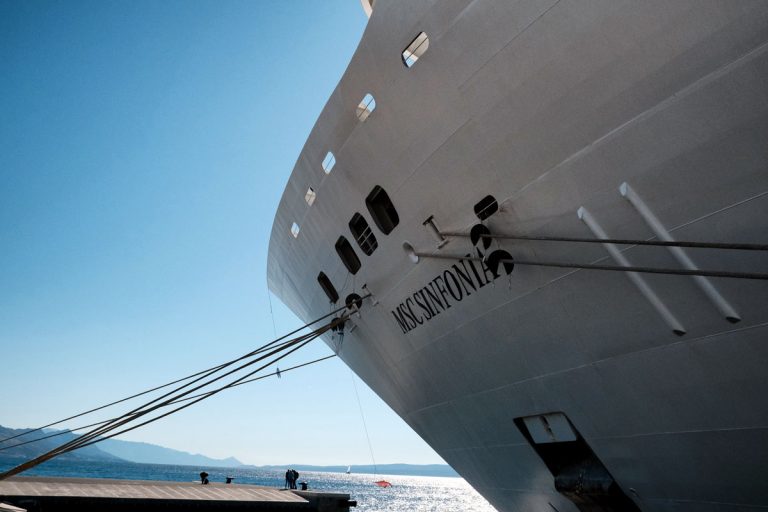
[[284, 469, 291, 489], [291, 469, 299, 489]]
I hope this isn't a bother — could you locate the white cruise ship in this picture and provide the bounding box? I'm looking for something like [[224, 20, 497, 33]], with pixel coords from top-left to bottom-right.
[[267, 1, 768, 510]]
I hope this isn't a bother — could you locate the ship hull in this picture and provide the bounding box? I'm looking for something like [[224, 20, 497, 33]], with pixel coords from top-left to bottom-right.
[[268, 1, 768, 510]]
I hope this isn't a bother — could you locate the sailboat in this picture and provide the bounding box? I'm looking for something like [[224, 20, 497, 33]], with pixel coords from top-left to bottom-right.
[[345, 466, 351, 475]]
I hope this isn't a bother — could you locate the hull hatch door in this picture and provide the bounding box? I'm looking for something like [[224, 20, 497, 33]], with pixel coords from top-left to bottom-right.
[[515, 412, 641, 512]]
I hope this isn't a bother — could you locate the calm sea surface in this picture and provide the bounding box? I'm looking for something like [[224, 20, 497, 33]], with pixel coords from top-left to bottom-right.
[[0, 458, 497, 511]]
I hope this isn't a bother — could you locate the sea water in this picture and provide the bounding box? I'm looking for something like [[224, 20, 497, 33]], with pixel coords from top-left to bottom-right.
[[0, 458, 496, 511]]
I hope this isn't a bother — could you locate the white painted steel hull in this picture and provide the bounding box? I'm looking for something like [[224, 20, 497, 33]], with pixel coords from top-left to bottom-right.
[[268, 1, 768, 510]]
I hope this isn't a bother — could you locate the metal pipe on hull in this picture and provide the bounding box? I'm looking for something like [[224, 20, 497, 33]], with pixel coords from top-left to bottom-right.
[[619, 182, 742, 323]]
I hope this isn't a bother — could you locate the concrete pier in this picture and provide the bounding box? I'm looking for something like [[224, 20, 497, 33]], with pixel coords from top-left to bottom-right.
[[0, 476, 356, 511]]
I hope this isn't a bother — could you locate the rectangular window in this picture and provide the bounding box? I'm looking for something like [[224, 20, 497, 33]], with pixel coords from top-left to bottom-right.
[[356, 93, 376, 122], [366, 185, 399, 234], [317, 272, 339, 304], [335, 236, 361, 274], [322, 152, 336, 174], [305, 187, 316, 206], [402, 32, 429, 68], [349, 213, 378, 256]]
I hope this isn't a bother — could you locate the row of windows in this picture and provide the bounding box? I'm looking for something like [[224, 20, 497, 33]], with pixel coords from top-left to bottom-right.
[[301, 32, 430, 302], [336, 185, 398, 271], [318, 194, 498, 305], [292, 32, 430, 239], [316, 186, 399, 304]]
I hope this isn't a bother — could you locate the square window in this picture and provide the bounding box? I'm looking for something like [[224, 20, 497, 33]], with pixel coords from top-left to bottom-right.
[[322, 152, 335, 174], [356, 93, 376, 122], [402, 32, 429, 68], [305, 187, 316, 206]]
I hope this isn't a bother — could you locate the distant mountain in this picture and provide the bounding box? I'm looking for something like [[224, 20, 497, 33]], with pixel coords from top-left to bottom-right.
[[2, 425, 449, 476], [0, 425, 120, 462], [250, 463, 459, 478], [97, 438, 243, 468], [0, 424, 241, 468]]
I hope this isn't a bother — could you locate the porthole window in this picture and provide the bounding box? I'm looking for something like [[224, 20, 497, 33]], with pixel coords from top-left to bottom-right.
[[474, 195, 498, 220], [305, 187, 316, 206], [335, 236, 361, 274], [317, 272, 339, 304], [402, 32, 429, 68], [349, 213, 378, 256], [356, 93, 376, 122], [322, 152, 336, 174], [366, 185, 399, 235], [291, 222, 300, 238]]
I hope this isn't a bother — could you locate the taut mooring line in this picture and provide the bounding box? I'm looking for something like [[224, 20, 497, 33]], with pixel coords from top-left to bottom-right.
[[415, 252, 768, 280], [0, 302, 364, 481], [0, 300, 360, 447], [440, 231, 768, 251], [0, 355, 338, 453]]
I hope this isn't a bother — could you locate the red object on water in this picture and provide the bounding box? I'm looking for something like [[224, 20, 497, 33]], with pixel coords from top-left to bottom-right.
[[375, 480, 392, 488]]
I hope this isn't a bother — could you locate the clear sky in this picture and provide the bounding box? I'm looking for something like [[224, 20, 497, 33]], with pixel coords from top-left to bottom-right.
[[0, 0, 446, 467]]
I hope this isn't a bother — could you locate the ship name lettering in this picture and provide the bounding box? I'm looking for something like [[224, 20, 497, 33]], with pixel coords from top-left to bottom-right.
[[423, 282, 445, 312], [390, 251, 503, 334], [413, 290, 434, 319]]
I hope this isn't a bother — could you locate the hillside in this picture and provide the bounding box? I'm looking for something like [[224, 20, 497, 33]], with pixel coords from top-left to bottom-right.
[[0, 425, 120, 462], [0, 424, 241, 468], [98, 438, 242, 468], [1, 425, 453, 477]]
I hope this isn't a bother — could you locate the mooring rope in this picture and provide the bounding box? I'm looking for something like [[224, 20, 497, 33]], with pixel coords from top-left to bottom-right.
[[414, 252, 768, 280], [4, 331, 315, 459], [0, 301, 358, 447], [0, 324, 333, 480], [440, 231, 768, 251], [0, 297, 366, 481], [0, 354, 337, 453], [350, 370, 379, 481], [70, 325, 335, 452]]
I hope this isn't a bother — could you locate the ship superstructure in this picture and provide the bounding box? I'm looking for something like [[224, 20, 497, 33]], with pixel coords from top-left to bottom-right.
[[268, 1, 768, 511]]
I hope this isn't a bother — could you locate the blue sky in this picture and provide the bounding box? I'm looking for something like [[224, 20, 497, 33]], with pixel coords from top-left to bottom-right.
[[0, 0, 445, 466]]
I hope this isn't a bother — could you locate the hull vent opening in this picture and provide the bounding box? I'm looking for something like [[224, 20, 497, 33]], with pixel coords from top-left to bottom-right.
[[515, 413, 641, 512], [335, 236, 361, 275], [474, 195, 498, 220], [366, 185, 399, 234], [349, 213, 378, 255], [402, 32, 429, 68], [317, 272, 339, 304]]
